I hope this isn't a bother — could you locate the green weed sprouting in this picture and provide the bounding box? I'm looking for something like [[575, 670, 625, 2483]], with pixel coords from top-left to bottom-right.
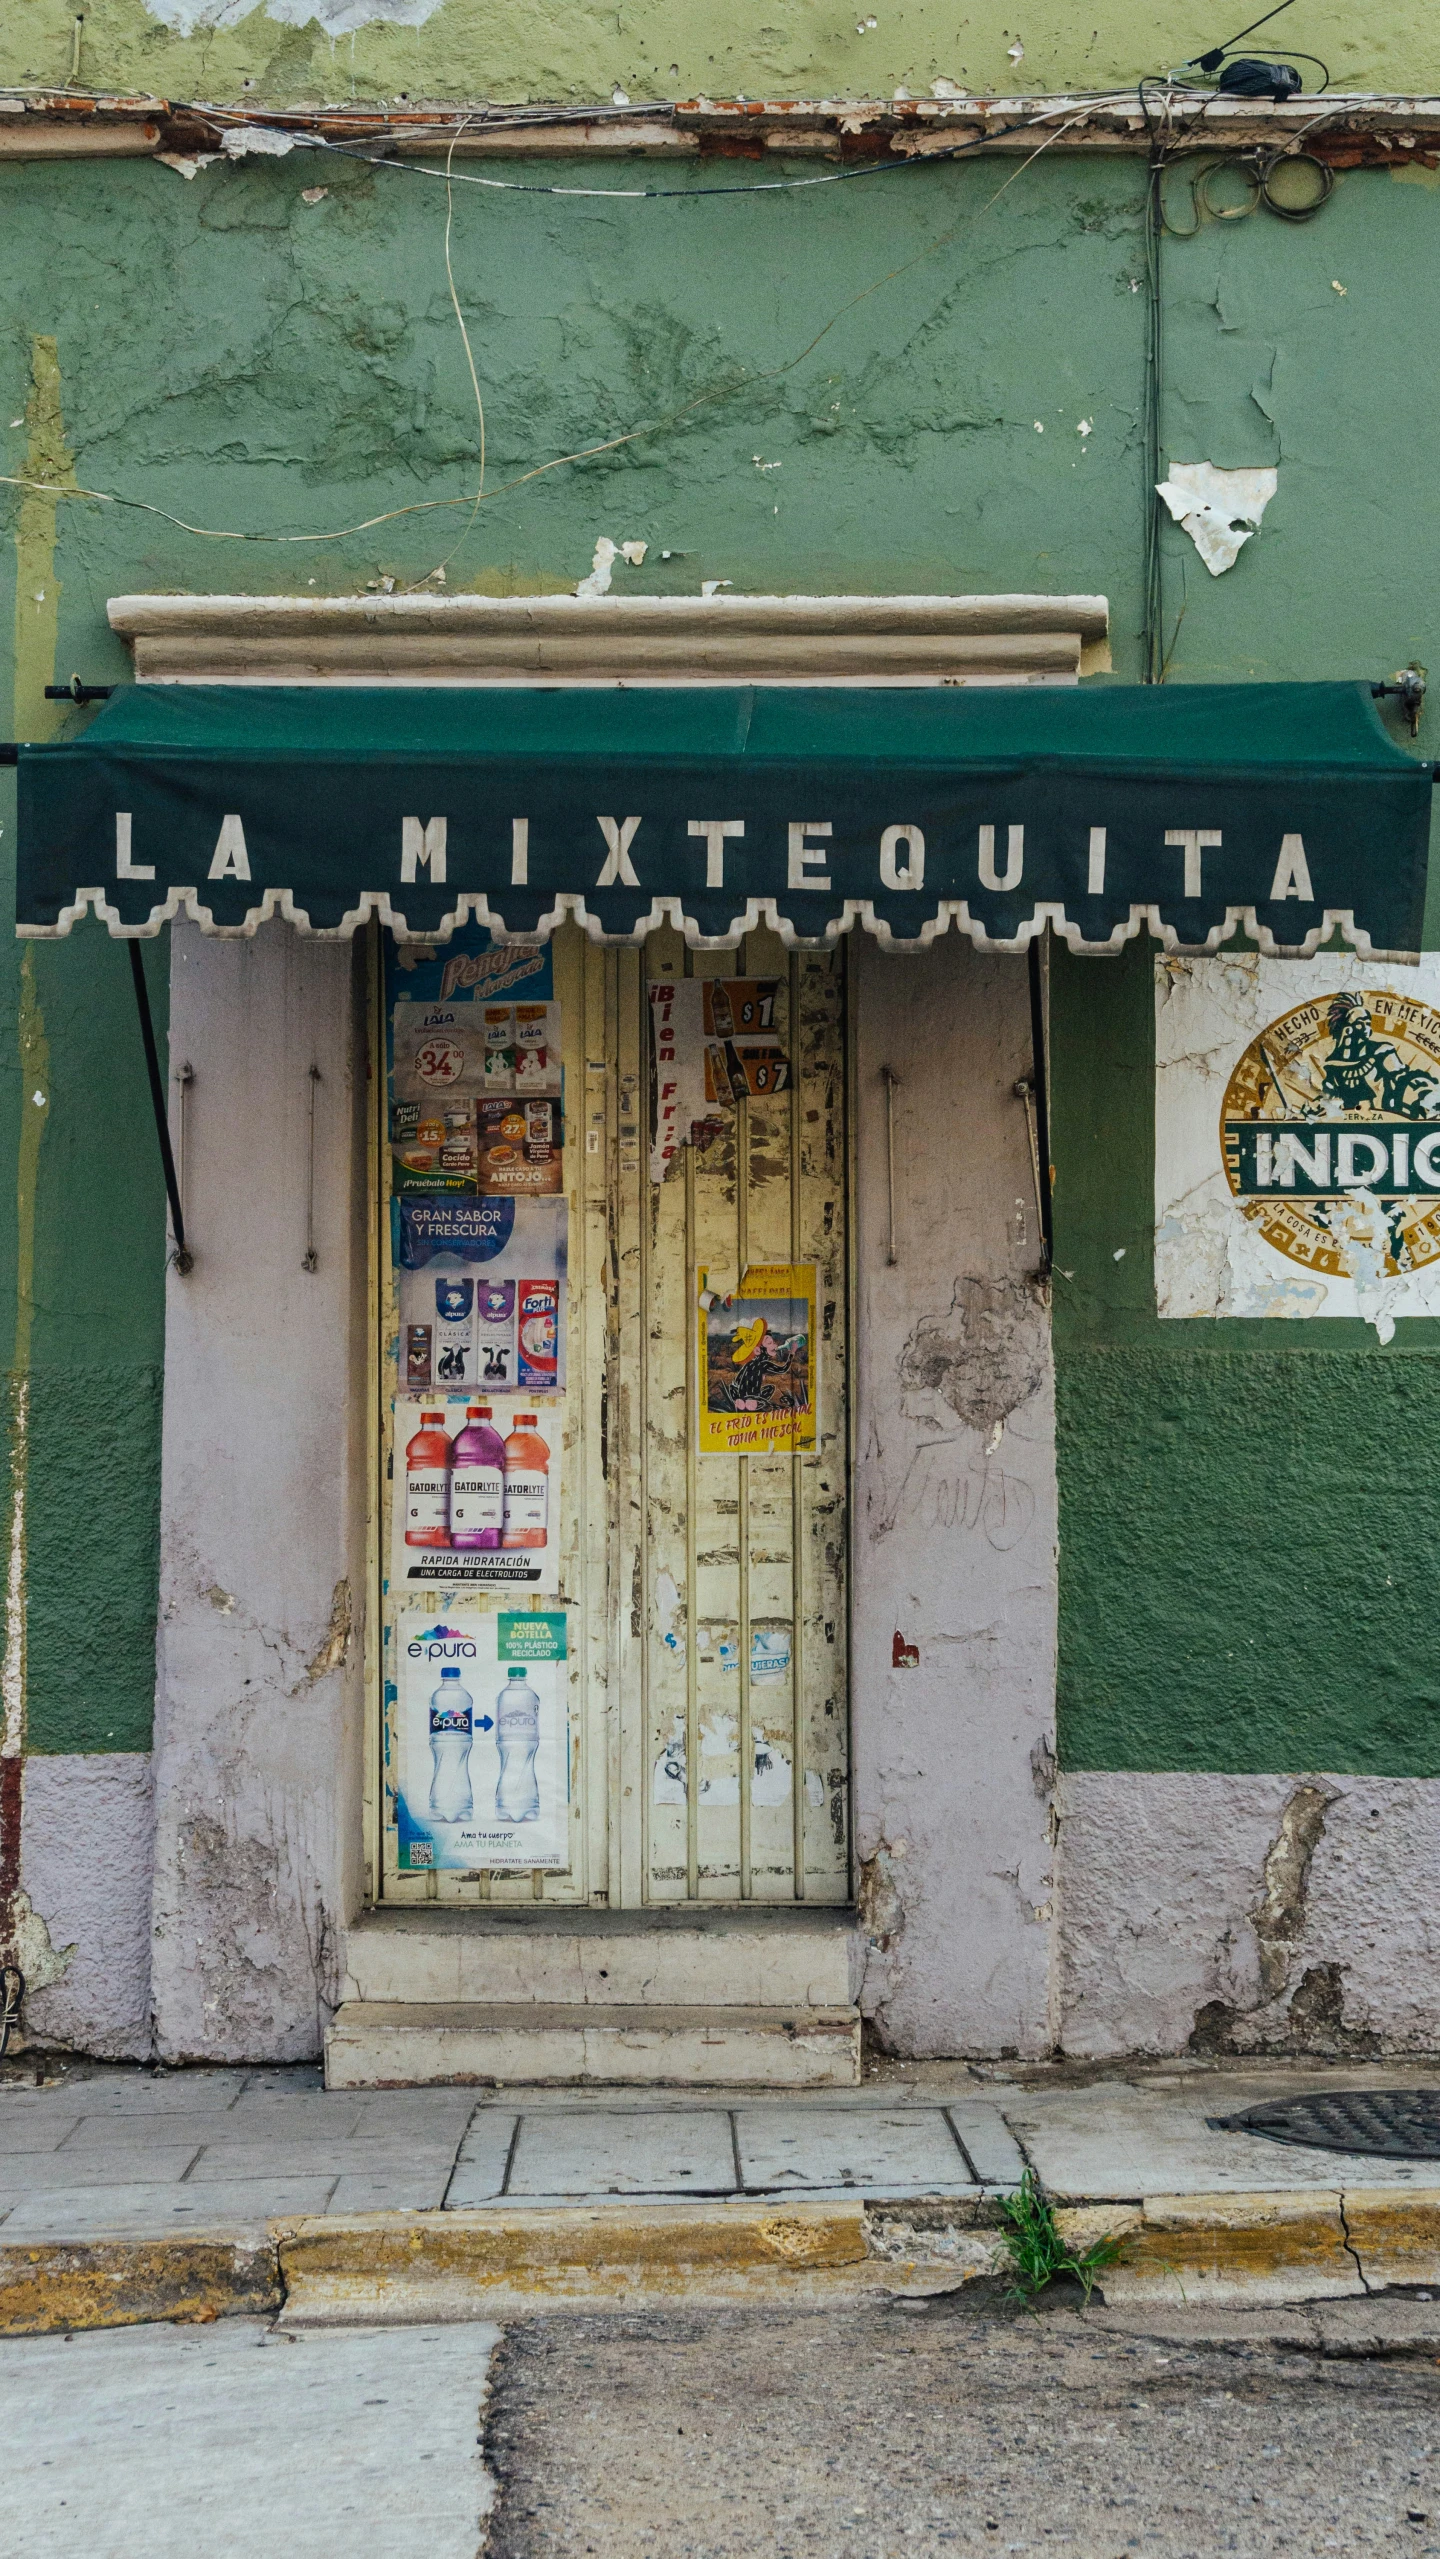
[[998, 2168, 1123, 2304]]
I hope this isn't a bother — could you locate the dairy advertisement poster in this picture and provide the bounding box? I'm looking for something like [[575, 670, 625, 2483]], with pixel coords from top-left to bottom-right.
[[697, 1262, 818, 1455], [396, 1195, 567, 1397], [391, 1394, 563, 1593], [394, 1607, 569, 1872]]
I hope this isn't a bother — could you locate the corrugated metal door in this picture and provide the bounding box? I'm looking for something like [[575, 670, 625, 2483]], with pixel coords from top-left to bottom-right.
[[377, 921, 850, 1907]]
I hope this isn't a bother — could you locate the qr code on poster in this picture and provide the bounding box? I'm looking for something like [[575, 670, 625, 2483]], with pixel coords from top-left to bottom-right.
[[405, 1841, 434, 1868]]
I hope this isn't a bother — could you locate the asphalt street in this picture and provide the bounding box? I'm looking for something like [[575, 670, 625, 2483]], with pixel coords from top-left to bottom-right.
[[483, 2289, 1440, 2558], [8, 2286, 1440, 2556]]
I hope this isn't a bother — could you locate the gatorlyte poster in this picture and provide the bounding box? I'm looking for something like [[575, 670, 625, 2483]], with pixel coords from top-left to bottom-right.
[[697, 1263, 818, 1455], [394, 1607, 568, 1872], [391, 1394, 563, 1593]]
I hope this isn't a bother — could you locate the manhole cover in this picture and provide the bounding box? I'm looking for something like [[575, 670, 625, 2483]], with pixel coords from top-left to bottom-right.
[[1213, 2088, 1440, 2159]]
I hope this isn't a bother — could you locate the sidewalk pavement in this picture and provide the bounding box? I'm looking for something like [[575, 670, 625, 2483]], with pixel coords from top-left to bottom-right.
[[4, 2053, 1440, 2328]]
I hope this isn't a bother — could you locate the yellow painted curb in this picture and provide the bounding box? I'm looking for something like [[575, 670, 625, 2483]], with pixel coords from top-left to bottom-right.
[[0, 2237, 281, 2336], [275, 2201, 870, 2323], [7, 2185, 1440, 2332], [1060, 2189, 1374, 2306], [1340, 2185, 1440, 2291]]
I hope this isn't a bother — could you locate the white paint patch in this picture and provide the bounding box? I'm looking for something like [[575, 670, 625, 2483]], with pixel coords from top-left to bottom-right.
[[139, 0, 448, 33], [1154, 951, 1440, 1332], [1059, 1770, 1440, 2058], [1156, 461, 1277, 575], [220, 125, 297, 157], [575, 536, 647, 599], [20, 1753, 154, 2058], [4, 2319, 499, 2557]]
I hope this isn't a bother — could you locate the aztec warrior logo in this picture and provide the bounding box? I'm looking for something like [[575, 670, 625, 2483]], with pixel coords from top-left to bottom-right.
[[1222, 991, 1440, 1279]]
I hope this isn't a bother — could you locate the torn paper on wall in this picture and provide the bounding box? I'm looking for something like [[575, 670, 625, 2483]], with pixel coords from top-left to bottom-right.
[[1154, 952, 1440, 1339], [1155, 462, 1278, 575]]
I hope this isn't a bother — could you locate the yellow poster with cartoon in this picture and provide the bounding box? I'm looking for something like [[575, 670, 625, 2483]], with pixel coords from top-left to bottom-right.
[[697, 1264, 817, 1456]]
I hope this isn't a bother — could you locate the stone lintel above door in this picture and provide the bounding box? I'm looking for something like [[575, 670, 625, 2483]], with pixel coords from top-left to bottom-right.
[[107, 590, 1112, 686]]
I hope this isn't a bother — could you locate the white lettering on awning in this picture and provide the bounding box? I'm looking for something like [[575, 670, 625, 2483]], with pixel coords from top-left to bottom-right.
[[1087, 826, 1106, 895], [511, 818, 529, 885], [209, 814, 251, 882], [115, 812, 154, 882], [401, 816, 447, 883], [879, 824, 924, 891], [978, 825, 1023, 893], [1165, 827, 1221, 899], [596, 815, 642, 887], [1270, 833, 1314, 901], [688, 819, 744, 888], [787, 821, 833, 890]]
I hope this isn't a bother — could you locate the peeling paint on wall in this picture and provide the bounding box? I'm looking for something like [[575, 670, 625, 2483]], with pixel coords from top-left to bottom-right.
[[1155, 462, 1277, 575]]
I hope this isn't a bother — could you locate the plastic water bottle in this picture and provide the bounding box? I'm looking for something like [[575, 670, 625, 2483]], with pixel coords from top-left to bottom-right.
[[494, 1666, 540, 1823], [428, 1665, 474, 1822]]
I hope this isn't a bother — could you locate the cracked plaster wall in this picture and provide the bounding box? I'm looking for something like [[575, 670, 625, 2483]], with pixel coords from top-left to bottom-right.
[[1058, 1770, 1440, 2058], [19, 1752, 154, 2056], [149, 926, 368, 2062], [851, 937, 1057, 2057], [1, 2, 1434, 113]]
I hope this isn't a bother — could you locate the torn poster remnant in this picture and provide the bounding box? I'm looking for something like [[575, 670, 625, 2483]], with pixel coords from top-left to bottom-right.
[[1154, 953, 1440, 1338], [1155, 462, 1278, 575]]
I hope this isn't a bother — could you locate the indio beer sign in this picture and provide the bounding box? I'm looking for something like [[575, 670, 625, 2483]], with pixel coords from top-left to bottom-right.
[[1221, 989, 1440, 1279]]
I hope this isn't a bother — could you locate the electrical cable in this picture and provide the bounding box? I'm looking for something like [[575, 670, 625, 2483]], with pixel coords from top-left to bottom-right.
[[0, 106, 1092, 557]]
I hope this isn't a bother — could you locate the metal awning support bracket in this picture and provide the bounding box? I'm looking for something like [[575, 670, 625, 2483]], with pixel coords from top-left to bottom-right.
[[127, 942, 193, 1274]]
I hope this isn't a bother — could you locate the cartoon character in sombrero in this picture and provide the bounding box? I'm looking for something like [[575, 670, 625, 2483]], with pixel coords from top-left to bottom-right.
[[713, 1309, 809, 1413]]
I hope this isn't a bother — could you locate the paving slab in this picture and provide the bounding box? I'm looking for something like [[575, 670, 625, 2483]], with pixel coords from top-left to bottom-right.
[[1, 2315, 498, 2557], [186, 2141, 463, 2180], [328, 2171, 454, 2214], [0, 2109, 85, 2154], [0, 2145, 203, 2191], [940, 2102, 1028, 2188], [23, 2070, 252, 2115], [735, 2105, 973, 2194], [55, 2112, 297, 2154], [504, 2106, 737, 2199], [0, 2177, 340, 2239], [1007, 2074, 1440, 2198], [444, 2110, 522, 2208]]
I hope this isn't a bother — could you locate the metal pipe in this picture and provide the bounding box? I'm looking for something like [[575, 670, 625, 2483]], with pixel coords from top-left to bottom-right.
[[302, 1062, 321, 1271], [881, 1064, 900, 1265]]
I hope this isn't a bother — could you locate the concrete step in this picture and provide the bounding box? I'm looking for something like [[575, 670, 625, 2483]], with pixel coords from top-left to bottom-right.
[[340, 1905, 858, 2012], [324, 2001, 862, 2091]]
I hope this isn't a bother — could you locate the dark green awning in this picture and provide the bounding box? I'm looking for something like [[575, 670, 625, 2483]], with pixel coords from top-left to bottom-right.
[[14, 679, 1432, 956]]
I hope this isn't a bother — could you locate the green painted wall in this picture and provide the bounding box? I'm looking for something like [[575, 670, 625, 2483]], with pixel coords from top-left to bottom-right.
[[1050, 935, 1440, 1781], [2, 143, 1438, 1771], [2, 0, 1436, 113]]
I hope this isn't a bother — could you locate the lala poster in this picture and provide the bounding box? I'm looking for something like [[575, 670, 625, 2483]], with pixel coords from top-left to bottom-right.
[[395, 1195, 567, 1398], [394, 1606, 569, 1872]]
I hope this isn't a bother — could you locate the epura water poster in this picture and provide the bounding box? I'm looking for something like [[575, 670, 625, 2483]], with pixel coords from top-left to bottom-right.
[[394, 1607, 569, 1872]]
